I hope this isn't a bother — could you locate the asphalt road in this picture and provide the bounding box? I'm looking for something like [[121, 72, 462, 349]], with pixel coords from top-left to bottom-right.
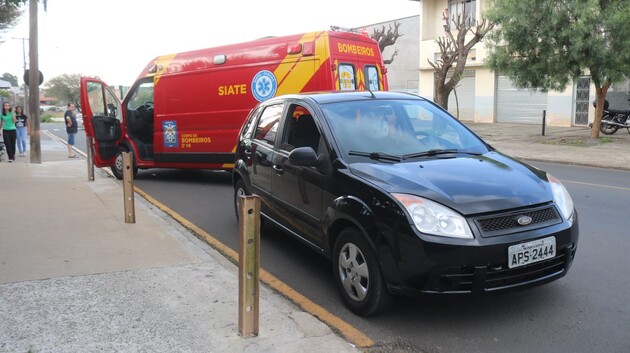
[[45, 124, 630, 353]]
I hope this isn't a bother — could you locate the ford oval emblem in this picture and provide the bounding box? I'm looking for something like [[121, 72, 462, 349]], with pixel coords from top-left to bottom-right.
[[517, 216, 533, 226]]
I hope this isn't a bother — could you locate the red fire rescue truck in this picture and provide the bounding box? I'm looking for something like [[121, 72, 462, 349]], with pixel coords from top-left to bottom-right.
[[80, 28, 389, 178]]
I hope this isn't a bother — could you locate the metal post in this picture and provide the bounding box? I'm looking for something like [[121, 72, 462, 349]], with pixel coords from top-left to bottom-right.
[[21, 38, 27, 113], [122, 152, 135, 223], [238, 195, 260, 337], [542, 110, 546, 136], [86, 137, 94, 181]]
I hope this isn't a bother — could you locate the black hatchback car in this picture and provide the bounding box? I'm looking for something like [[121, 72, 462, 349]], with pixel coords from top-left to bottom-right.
[[232, 91, 578, 316]]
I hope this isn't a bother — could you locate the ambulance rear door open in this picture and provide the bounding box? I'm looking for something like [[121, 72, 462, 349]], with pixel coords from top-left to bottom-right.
[[79, 77, 124, 167]]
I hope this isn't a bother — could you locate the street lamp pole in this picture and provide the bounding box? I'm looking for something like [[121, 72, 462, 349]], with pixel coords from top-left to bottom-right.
[[28, 0, 41, 163], [12, 37, 29, 115]]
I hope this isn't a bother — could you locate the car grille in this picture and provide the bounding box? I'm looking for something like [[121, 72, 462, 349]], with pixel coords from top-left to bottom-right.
[[484, 252, 566, 291], [473, 205, 562, 238], [431, 243, 577, 293]]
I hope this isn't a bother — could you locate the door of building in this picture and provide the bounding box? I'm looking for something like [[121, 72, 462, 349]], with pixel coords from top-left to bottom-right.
[[447, 70, 475, 121], [574, 76, 590, 126], [496, 75, 547, 124]]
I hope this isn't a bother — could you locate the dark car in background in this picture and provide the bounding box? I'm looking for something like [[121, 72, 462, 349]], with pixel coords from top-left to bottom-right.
[[232, 91, 579, 316]]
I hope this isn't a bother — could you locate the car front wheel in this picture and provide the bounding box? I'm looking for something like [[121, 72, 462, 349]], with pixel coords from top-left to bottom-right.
[[333, 227, 394, 316], [111, 149, 138, 180]]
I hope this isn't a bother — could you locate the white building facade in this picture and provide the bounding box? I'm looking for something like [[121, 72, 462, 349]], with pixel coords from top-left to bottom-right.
[[417, 0, 630, 126]]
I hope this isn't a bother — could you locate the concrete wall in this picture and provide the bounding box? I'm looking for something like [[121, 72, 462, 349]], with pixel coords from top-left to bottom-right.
[[364, 16, 420, 94]]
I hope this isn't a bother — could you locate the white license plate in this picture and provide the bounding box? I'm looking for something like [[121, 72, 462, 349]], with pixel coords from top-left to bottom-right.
[[508, 237, 556, 269]]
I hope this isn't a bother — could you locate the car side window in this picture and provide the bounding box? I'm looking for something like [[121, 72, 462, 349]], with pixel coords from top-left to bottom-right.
[[254, 104, 283, 145], [127, 80, 155, 110], [85, 81, 122, 122], [241, 106, 262, 140], [280, 104, 321, 152]]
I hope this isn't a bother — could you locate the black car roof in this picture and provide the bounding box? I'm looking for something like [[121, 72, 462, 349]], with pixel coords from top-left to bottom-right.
[[265, 90, 427, 105]]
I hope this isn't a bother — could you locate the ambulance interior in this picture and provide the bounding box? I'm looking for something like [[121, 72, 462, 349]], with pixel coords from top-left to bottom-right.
[[125, 80, 155, 160]]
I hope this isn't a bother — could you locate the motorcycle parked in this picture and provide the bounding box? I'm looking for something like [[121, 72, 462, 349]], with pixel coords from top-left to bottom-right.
[[593, 99, 630, 135]]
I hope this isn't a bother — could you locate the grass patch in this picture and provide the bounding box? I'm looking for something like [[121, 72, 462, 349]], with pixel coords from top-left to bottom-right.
[[40, 114, 55, 123], [539, 135, 613, 147], [599, 136, 614, 143]]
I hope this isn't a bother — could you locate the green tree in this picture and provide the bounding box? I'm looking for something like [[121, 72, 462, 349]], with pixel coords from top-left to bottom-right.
[[43, 73, 81, 106], [485, 0, 630, 138], [2, 72, 18, 86], [0, 0, 24, 35]]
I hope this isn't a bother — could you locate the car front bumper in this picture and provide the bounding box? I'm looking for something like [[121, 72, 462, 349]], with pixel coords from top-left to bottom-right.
[[382, 215, 579, 296]]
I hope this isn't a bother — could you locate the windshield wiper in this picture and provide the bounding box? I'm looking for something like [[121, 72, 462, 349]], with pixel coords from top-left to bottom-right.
[[402, 149, 482, 160], [348, 150, 402, 162]]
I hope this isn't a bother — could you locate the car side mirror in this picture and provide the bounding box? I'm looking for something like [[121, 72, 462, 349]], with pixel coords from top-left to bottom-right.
[[289, 146, 318, 166]]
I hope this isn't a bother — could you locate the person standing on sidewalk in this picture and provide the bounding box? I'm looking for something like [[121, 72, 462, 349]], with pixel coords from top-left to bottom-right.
[[14, 106, 28, 157], [64, 103, 78, 158], [1, 102, 18, 162]]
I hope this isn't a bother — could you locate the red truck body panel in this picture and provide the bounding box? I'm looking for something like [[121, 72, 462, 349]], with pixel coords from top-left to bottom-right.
[[80, 30, 388, 174]]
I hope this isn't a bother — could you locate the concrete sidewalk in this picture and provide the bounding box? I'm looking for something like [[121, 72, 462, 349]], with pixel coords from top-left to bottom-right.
[[465, 122, 630, 171], [1, 122, 628, 353], [0, 132, 361, 353]]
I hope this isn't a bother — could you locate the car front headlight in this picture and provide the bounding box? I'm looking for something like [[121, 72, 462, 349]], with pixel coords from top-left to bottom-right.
[[547, 174, 574, 221], [393, 193, 473, 239]]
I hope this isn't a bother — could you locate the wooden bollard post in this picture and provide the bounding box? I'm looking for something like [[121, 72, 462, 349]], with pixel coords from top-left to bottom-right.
[[122, 152, 135, 223], [238, 195, 260, 337], [86, 137, 95, 181]]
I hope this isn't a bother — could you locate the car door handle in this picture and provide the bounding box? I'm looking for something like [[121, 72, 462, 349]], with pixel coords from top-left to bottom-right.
[[273, 164, 284, 175]]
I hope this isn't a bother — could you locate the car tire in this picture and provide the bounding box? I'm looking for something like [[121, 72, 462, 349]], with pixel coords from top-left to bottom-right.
[[333, 227, 394, 317], [111, 149, 138, 180], [234, 178, 265, 229], [234, 179, 250, 222]]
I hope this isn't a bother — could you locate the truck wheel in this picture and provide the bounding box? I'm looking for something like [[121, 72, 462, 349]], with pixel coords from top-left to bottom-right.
[[111, 149, 138, 180], [333, 227, 394, 317]]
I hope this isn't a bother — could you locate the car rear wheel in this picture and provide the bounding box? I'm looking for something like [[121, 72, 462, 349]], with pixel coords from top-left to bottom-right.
[[333, 227, 394, 316], [234, 179, 250, 222], [234, 178, 266, 229]]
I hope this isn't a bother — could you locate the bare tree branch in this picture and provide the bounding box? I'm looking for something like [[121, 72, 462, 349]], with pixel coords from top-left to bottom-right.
[[371, 22, 403, 65], [433, 11, 494, 110]]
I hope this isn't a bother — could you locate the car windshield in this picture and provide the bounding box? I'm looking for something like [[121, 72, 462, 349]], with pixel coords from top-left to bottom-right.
[[320, 98, 488, 161]]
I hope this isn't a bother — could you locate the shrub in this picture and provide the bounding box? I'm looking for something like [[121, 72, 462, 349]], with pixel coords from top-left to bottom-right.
[[40, 114, 55, 123]]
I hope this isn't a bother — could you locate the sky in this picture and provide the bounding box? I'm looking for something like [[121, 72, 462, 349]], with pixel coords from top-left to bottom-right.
[[0, 0, 419, 87]]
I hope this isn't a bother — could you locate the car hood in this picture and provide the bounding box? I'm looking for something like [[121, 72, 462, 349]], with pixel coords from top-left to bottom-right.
[[348, 151, 553, 215]]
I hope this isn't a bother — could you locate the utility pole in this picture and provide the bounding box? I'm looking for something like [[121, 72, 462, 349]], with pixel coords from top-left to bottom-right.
[[11, 37, 29, 115], [28, 0, 40, 163]]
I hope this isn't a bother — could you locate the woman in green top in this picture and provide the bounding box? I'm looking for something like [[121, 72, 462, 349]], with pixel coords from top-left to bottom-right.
[[1, 102, 18, 162]]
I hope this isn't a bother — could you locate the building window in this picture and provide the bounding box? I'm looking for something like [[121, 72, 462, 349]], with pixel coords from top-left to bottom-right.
[[449, 0, 476, 28]]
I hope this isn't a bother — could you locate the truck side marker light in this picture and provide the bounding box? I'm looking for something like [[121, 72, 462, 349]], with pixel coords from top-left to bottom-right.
[[287, 43, 302, 55]]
